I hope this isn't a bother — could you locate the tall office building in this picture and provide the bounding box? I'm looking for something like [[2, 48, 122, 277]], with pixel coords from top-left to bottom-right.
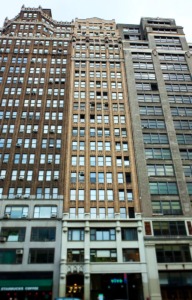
[[0, 5, 192, 300]]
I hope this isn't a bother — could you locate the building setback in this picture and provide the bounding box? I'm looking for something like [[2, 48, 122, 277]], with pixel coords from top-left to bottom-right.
[[0, 5, 192, 300]]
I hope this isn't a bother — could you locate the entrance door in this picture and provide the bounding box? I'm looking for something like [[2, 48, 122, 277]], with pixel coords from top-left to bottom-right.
[[66, 274, 84, 299]]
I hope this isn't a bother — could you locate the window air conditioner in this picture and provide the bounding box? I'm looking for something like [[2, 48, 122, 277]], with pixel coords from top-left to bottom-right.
[[16, 249, 23, 255], [33, 129, 38, 133], [50, 129, 55, 133], [0, 176, 5, 180], [21, 214, 28, 218], [54, 176, 59, 181], [15, 194, 22, 199], [51, 213, 57, 218], [48, 160, 52, 164], [16, 143, 21, 148], [23, 195, 30, 199], [0, 236, 6, 242], [19, 176, 24, 181], [4, 213, 10, 219]]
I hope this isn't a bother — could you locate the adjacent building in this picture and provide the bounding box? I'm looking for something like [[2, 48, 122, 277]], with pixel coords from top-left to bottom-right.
[[0, 5, 192, 300]]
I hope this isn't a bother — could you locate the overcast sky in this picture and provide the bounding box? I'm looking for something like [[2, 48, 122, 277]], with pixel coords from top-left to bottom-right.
[[0, 0, 192, 42]]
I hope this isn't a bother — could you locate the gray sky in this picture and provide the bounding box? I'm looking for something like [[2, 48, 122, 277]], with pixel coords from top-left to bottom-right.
[[0, 0, 192, 42]]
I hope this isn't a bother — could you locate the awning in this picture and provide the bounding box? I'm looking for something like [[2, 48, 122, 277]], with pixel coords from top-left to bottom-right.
[[0, 279, 52, 291]]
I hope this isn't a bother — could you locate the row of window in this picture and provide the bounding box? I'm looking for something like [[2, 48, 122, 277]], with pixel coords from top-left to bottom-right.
[[72, 127, 127, 137], [70, 189, 133, 201], [3, 87, 65, 96], [0, 227, 138, 242], [1, 205, 133, 219], [0, 99, 64, 107], [71, 155, 129, 167], [0, 153, 60, 164], [1, 125, 63, 134], [0, 248, 140, 264], [143, 134, 192, 144], [1, 244, 190, 264]]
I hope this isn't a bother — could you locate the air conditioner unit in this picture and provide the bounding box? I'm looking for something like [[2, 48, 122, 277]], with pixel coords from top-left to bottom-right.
[[0, 176, 5, 180], [51, 213, 57, 218], [33, 129, 38, 133], [48, 160, 52, 164], [4, 213, 10, 219], [23, 195, 30, 199], [19, 176, 24, 181], [15, 194, 22, 199], [16, 143, 21, 148], [79, 172, 84, 176], [26, 91, 30, 95], [31, 59, 35, 63], [50, 129, 55, 133], [49, 80, 53, 83], [16, 249, 23, 255], [2, 160, 8, 163], [49, 144, 54, 148], [54, 176, 59, 181], [21, 214, 28, 218], [31, 91, 36, 95], [0, 237, 6, 242]]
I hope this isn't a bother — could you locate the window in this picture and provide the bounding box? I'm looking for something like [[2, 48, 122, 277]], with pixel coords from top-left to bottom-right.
[[1, 227, 25, 242], [140, 106, 163, 115], [156, 245, 191, 263], [180, 149, 192, 160], [28, 249, 54, 263], [177, 134, 192, 144], [153, 221, 186, 236], [183, 166, 192, 177], [68, 229, 84, 241], [174, 120, 192, 130], [149, 182, 178, 195], [147, 165, 174, 176], [30, 227, 56, 242], [4, 206, 28, 218], [90, 249, 117, 262], [145, 148, 171, 159], [33, 206, 57, 218], [121, 228, 138, 240], [67, 249, 84, 262], [123, 249, 140, 262], [138, 94, 160, 102], [90, 229, 115, 241], [141, 120, 165, 129], [152, 200, 182, 215], [143, 133, 169, 144], [0, 249, 23, 264]]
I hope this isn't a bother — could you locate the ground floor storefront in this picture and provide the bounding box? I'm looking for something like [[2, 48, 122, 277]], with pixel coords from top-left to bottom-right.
[[0, 272, 53, 300], [61, 272, 144, 300], [160, 271, 192, 300]]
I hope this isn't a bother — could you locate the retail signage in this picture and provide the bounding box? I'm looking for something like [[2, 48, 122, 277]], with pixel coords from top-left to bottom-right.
[[1, 287, 39, 291]]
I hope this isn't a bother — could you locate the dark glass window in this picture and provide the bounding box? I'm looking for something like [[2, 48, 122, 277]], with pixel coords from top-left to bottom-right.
[[31, 227, 56, 241]]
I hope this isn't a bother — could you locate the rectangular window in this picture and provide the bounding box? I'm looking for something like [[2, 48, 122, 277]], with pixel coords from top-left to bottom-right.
[[153, 221, 186, 236], [123, 249, 140, 262], [149, 182, 178, 195], [28, 249, 54, 263], [90, 229, 116, 241], [68, 229, 84, 241], [90, 249, 117, 262], [121, 228, 138, 240], [156, 245, 191, 263], [30, 227, 56, 241]]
